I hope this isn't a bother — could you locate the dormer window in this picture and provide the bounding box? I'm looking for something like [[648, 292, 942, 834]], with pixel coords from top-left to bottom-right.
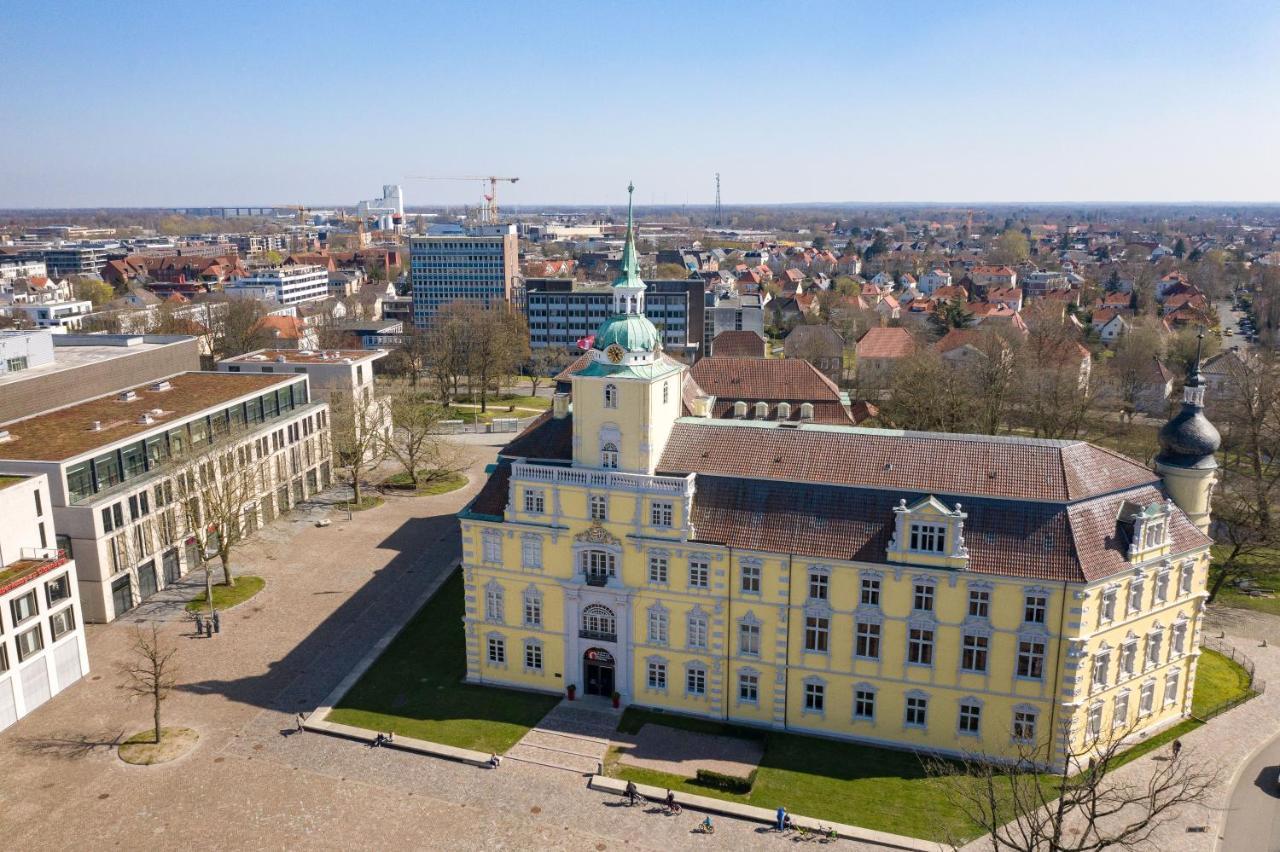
[[1121, 500, 1172, 560], [733, 400, 747, 418], [909, 523, 946, 554], [604, 383, 617, 409]]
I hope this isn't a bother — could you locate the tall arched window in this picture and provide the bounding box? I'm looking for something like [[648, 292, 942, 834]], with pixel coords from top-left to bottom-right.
[[582, 604, 616, 639], [601, 442, 619, 469], [604, 384, 618, 409]]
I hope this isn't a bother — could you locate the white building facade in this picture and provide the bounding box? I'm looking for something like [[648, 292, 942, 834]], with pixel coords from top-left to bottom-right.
[[226, 265, 330, 306]]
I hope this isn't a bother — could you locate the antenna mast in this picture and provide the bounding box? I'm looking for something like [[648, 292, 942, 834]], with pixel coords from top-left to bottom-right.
[[714, 172, 722, 227]]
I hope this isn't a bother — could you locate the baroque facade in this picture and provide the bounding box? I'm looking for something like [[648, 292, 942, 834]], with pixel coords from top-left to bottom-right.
[[458, 187, 1218, 769]]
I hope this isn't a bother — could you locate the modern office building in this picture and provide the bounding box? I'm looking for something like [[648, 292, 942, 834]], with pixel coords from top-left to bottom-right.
[[225, 265, 330, 306], [7, 301, 94, 332], [0, 257, 48, 280], [0, 331, 201, 424], [703, 290, 765, 352], [31, 244, 111, 278], [525, 276, 704, 359], [0, 472, 90, 731], [0, 372, 332, 623], [409, 225, 518, 326], [457, 187, 1216, 771]]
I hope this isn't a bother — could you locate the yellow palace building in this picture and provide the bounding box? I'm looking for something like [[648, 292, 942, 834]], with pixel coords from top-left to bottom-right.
[[459, 186, 1219, 770]]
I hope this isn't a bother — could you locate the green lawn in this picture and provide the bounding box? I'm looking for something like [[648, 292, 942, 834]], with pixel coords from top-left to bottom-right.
[[347, 494, 385, 511], [1210, 545, 1280, 615], [327, 570, 560, 753], [383, 470, 467, 495], [608, 648, 1259, 842], [453, 393, 550, 411], [185, 575, 265, 612]]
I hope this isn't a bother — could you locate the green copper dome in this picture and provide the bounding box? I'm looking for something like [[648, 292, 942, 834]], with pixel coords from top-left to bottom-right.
[[595, 313, 660, 353]]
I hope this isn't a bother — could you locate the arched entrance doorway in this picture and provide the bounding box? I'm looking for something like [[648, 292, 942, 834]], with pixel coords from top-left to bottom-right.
[[583, 647, 615, 697]]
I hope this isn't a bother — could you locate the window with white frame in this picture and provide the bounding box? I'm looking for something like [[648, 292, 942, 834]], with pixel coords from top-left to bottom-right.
[[688, 558, 709, 589], [582, 605, 616, 638], [581, 549, 615, 583], [1012, 707, 1038, 742], [523, 591, 542, 627], [687, 611, 708, 649], [1145, 631, 1163, 669], [1142, 520, 1166, 549], [647, 661, 667, 689], [1016, 639, 1046, 680], [1024, 593, 1048, 624], [1092, 649, 1111, 691], [590, 495, 607, 521], [604, 383, 617, 408], [686, 664, 706, 696], [1121, 640, 1137, 677], [909, 522, 946, 553], [1087, 701, 1103, 738], [739, 671, 759, 702], [905, 694, 928, 727], [1171, 620, 1187, 657], [1099, 587, 1118, 624], [523, 488, 545, 514], [1179, 562, 1194, 595], [650, 500, 673, 527], [804, 680, 825, 713], [908, 627, 935, 665], [968, 588, 990, 618], [958, 700, 982, 735], [524, 641, 543, 671], [805, 616, 830, 653], [1164, 670, 1180, 706], [739, 621, 760, 656], [1139, 680, 1155, 715], [860, 576, 881, 606], [521, 534, 543, 569], [855, 621, 881, 659], [487, 636, 505, 664], [485, 584, 504, 622], [962, 633, 989, 673], [601, 443, 619, 469], [854, 687, 876, 720], [913, 583, 935, 612], [1127, 578, 1144, 614], [482, 529, 502, 563], [648, 554, 668, 584], [1154, 569, 1170, 605], [808, 570, 829, 601], [741, 560, 761, 593], [1113, 690, 1130, 730], [647, 607, 668, 644]]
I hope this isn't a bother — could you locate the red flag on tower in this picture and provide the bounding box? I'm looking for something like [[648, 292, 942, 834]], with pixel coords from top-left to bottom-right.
[[576, 334, 595, 351]]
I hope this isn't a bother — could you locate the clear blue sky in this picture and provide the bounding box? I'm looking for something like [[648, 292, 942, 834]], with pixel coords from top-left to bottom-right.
[[5, 0, 1279, 207]]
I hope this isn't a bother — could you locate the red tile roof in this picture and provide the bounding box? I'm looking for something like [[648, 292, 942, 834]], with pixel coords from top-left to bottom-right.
[[710, 330, 767, 358], [856, 327, 915, 359], [690, 357, 842, 403]]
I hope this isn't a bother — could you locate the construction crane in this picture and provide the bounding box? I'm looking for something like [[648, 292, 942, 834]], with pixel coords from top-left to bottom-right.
[[405, 175, 519, 224]]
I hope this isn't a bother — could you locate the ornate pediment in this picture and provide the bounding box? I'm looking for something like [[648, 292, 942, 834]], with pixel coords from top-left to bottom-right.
[[575, 522, 620, 546]]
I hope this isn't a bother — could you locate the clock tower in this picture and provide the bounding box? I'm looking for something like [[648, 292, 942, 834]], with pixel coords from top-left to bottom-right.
[[569, 183, 684, 474]]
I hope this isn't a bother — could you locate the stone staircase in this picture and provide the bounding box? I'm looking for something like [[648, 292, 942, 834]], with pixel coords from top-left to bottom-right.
[[504, 697, 620, 774]]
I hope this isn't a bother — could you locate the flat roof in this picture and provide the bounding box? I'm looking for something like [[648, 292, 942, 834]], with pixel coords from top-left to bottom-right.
[[220, 348, 384, 365], [0, 338, 181, 389], [0, 372, 297, 462], [0, 555, 69, 597], [0, 474, 27, 490]]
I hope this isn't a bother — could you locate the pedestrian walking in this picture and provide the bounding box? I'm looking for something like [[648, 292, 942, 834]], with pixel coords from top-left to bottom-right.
[[1172, 738, 1183, 759], [777, 806, 787, 831], [296, 712, 306, 732]]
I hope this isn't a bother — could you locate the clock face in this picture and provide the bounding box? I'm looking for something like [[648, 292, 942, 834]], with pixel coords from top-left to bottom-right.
[[606, 344, 625, 363]]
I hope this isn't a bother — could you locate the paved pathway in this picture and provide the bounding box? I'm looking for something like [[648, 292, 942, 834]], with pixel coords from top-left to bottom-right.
[[507, 698, 618, 774], [1220, 727, 1280, 851]]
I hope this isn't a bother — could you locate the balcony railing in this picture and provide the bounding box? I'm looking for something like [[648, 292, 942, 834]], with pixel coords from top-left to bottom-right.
[[584, 571, 610, 587], [511, 462, 695, 497], [579, 628, 617, 643]]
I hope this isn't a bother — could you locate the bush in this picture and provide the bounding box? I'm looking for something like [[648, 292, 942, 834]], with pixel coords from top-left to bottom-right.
[[694, 767, 756, 794]]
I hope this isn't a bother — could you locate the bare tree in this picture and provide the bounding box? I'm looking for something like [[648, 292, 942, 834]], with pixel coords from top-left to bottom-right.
[[330, 387, 389, 505], [526, 346, 573, 397], [173, 442, 268, 591], [927, 722, 1218, 851], [385, 385, 464, 489], [1104, 319, 1167, 422], [120, 625, 178, 745], [426, 302, 470, 405], [208, 296, 272, 359]]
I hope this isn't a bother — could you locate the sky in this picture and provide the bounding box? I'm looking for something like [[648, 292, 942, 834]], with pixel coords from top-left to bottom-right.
[[4, 0, 1280, 208]]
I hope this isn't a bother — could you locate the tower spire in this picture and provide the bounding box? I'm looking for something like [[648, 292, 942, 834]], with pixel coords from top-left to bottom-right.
[[612, 181, 645, 315]]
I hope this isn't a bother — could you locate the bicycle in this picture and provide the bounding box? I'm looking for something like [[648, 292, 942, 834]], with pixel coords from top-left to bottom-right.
[[694, 816, 716, 834]]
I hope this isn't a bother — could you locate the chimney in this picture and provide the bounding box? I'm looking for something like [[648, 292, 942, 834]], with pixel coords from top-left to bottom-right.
[[552, 392, 570, 420]]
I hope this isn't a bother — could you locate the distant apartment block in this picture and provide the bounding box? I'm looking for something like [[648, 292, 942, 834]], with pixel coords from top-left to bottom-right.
[[703, 291, 765, 352], [0, 256, 48, 280], [225, 265, 330, 306], [525, 277, 704, 358], [28, 244, 110, 278], [1022, 270, 1071, 299], [8, 300, 93, 332], [409, 225, 518, 326], [0, 372, 332, 623], [234, 234, 290, 257], [0, 472, 90, 732]]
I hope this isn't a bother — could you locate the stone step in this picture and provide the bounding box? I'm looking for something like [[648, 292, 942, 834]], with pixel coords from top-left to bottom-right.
[[504, 742, 603, 774], [522, 728, 611, 754]]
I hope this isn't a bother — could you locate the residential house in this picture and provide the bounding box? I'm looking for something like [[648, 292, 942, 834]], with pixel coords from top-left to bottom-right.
[[855, 327, 915, 392], [784, 325, 846, 383]]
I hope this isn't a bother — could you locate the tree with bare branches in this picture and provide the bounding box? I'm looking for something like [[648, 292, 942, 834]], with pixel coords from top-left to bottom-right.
[[120, 624, 178, 746], [330, 387, 389, 505], [926, 722, 1218, 851], [172, 442, 269, 591], [385, 385, 463, 489]]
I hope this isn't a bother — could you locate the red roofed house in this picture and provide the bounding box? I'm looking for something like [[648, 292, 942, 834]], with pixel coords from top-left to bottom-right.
[[856, 326, 916, 392]]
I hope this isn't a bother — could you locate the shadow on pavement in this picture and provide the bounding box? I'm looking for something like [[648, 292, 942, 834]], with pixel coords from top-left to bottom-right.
[[1251, 764, 1280, 798], [14, 730, 127, 760]]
